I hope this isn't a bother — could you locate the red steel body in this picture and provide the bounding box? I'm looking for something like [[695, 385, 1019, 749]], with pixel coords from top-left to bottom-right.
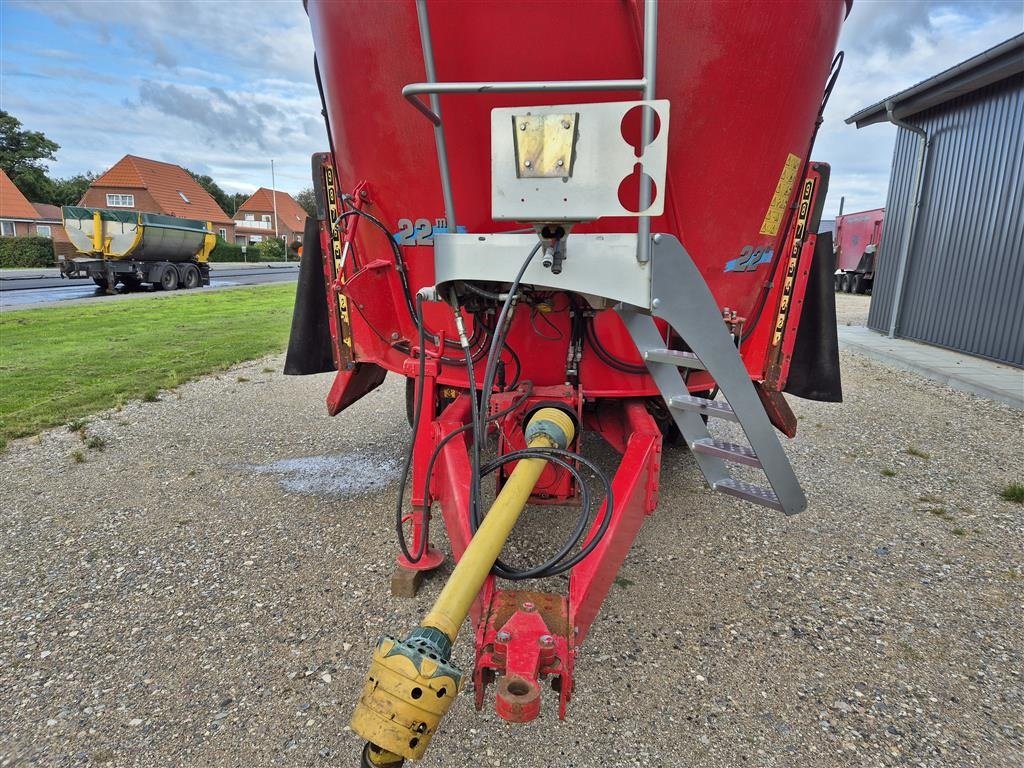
[[307, 0, 848, 394], [835, 207, 885, 272], [304, 0, 849, 725]]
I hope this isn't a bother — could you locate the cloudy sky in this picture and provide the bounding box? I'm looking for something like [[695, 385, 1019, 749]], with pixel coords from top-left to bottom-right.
[[2, 0, 1022, 212]]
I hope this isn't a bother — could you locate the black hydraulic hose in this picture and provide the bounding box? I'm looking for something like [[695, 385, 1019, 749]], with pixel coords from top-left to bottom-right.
[[395, 293, 431, 563], [473, 242, 542, 525], [478, 448, 614, 581], [584, 317, 648, 375], [336, 207, 484, 363]]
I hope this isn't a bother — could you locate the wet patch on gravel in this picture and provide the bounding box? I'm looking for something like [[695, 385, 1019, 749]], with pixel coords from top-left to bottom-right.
[[242, 451, 402, 498]]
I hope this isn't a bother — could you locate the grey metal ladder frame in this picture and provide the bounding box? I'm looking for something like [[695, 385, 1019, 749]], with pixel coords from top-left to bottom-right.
[[616, 235, 807, 515]]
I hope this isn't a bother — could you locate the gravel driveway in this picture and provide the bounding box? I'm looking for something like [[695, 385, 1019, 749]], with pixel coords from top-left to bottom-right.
[[2, 294, 1022, 767]]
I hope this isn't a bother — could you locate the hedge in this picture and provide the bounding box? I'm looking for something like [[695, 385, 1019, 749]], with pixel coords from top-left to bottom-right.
[[207, 237, 290, 263], [0, 236, 55, 268]]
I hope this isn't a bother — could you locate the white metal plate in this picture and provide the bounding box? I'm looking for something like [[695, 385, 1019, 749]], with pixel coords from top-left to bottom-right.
[[491, 100, 670, 221]]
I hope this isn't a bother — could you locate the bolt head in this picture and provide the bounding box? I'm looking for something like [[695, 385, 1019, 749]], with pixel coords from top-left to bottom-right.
[[521, 602, 535, 612], [519, 123, 527, 130], [524, 160, 532, 168], [652, 233, 662, 243], [562, 120, 571, 129], [495, 631, 510, 643], [557, 159, 564, 167], [538, 634, 554, 647], [651, 298, 661, 308]]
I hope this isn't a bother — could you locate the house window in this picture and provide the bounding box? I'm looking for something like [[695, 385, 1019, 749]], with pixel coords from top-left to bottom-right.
[[261, 214, 271, 222], [295, 234, 302, 244], [36, 224, 52, 237], [178, 191, 190, 203], [249, 235, 263, 243], [106, 193, 135, 207], [235, 235, 246, 245], [1, 221, 15, 236], [243, 213, 255, 221], [218, 227, 227, 239]]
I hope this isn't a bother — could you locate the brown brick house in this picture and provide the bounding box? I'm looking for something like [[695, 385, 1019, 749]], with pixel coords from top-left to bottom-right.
[[81, 155, 233, 240], [233, 187, 307, 248], [0, 169, 73, 257]]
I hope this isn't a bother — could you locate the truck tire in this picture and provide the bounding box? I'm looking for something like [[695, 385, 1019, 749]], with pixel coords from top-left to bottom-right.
[[182, 264, 201, 290], [851, 273, 863, 294], [158, 264, 179, 291], [841, 273, 853, 293], [834, 274, 842, 292], [93, 276, 109, 289]]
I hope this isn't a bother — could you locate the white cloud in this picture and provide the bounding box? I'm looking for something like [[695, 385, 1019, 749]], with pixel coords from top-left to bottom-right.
[[815, 0, 1023, 217]]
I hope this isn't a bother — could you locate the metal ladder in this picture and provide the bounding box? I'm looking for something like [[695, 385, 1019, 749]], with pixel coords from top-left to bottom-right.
[[616, 235, 806, 515]]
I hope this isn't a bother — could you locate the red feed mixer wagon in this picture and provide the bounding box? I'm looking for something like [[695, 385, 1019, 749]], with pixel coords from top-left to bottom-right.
[[286, 1, 850, 764]]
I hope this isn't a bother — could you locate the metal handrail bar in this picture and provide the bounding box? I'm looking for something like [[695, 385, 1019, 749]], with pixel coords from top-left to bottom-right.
[[402, 79, 649, 126], [411, 0, 659, 264]]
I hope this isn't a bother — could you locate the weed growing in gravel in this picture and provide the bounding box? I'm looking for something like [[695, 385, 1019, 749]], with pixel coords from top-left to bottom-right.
[[906, 446, 931, 459], [237, 376, 250, 383], [881, 468, 897, 477], [71, 450, 85, 464], [614, 575, 634, 588], [919, 493, 942, 503], [262, 367, 275, 373], [1000, 482, 1024, 504], [950, 527, 967, 536], [66, 419, 88, 434], [142, 389, 159, 402], [928, 508, 953, 520], [84, 435, 105, 451]]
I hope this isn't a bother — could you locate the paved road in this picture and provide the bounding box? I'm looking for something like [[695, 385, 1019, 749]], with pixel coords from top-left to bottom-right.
[[0, 264, 299, 309]]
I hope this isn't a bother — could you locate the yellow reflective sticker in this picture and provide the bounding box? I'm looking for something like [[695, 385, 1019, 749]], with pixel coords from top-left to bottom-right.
[[759, 153, 802, 236]]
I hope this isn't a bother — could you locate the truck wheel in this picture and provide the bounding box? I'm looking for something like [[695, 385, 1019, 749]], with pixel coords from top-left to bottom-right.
[[851, 273, 863, 294], [93, 276, 109, 289], [841, 273, 853, 293], [834, 274, 842, 292], [158, 265, 179, 291], [182, 264, 201, 290]]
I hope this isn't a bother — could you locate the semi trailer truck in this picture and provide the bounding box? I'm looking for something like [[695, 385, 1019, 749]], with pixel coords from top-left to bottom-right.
[[60, 206, 213, 293]]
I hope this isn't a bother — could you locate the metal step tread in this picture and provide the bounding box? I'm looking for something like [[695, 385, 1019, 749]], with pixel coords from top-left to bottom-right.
[[668, 394, 738, 422], [691, 437, 761, 467], [714, 478, 782, 511], [643, 348, 705, 369]]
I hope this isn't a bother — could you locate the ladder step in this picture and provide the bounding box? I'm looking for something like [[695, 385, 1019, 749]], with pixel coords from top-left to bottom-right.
[[668, 394, 738, 422], [714, 478, 783, 511], [691, 438, 762, 468], [643, 348, 706, 370]]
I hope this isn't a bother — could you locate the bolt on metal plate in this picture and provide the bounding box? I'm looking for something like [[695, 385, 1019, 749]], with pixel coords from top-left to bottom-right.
[[512, 112, 578, 179]]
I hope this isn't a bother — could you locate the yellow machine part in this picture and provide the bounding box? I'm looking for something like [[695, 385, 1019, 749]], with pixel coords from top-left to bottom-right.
[[350, 407, 576, 763]]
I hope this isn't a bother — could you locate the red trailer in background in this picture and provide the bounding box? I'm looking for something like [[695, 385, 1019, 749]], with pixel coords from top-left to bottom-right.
[[834, 207, 884, 294]]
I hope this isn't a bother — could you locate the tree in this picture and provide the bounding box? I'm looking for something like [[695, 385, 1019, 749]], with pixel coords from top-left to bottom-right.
[[186, 170, 233, 216], [50, 172, 98, 207], [0, 111, 58, 202], [294, 186, 317, 218], [225, 192, 248, 216]]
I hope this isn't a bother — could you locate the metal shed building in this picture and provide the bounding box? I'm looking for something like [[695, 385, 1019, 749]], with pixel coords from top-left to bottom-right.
[[847, 33, 1024, 368]]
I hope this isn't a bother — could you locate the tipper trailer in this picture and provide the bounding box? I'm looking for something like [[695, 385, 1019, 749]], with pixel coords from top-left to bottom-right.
[[60, 206, 214, 293], [834, 207, 884, 294]]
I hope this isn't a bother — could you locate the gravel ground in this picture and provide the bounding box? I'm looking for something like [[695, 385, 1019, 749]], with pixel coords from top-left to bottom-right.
[[2, 293, 1022, 768]]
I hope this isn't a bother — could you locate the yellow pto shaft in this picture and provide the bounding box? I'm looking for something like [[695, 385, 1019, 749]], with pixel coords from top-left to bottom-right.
[[351, 407, 575, 766]]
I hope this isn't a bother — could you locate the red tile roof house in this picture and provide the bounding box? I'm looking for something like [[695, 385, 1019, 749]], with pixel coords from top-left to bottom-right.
[[80, 155, 234, 241], [233, 187, 307, 251], [0, 169, 74, 259]]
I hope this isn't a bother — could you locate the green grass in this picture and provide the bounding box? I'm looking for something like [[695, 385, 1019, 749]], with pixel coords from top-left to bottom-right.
[[0, 284, 294, 447], [1000, 482, 1024, 504], [881, 468, 897, 477], [906, 446, 931, 459]]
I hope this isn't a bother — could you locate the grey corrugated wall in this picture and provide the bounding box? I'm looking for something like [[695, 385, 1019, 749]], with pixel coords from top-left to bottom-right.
[[867, 73, 1024, 367]]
